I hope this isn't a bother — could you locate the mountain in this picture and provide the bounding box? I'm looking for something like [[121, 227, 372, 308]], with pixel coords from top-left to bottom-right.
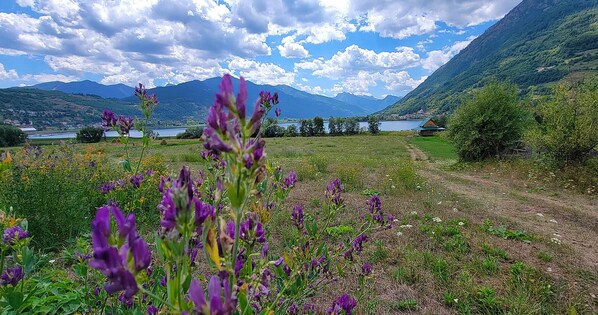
[[2, 77, 378, 129], [31, 80, 133, 99], [120, 77, 371, 120], [380, 0, 598, 118], [333, 93, 402, 113]]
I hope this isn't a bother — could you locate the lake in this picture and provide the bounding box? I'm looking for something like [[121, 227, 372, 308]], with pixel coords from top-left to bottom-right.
[[28, 120, 423, 139]]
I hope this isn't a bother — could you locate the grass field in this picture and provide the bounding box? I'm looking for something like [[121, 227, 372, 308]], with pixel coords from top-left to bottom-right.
[[3, 133, 597, 313]]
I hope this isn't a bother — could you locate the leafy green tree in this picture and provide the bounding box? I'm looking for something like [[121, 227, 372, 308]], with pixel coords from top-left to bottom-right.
[[448, 81, 529, 161], [0, 125, 27, 147], [285, 124, 298, 137], [328, 117, 338, 136], [527, 77, 598, 164], [367, 115, 381, 134], [299, 119, 314, 137], [344, 118, 360, 135], [313, 116, 325, 136]]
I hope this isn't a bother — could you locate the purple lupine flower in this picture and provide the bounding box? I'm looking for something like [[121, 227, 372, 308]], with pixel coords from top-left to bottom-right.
[[134, 83, 147, 99], [75, 251, 92, 262], [194, 199, 214, 236], [189, 279, 208, 312], [118, 293, 134, 308], [239, 215, 266, 243], [226, 220, 236, 239], [1, 266, 23, 287], [289, 304, 299, 314], [100, 182, 115, 195], [328, 294, 357, 315], [304, 303, 316, 313], [325, 179, 342, 206], [3, 225, 29, 245], [102, 110, 118, 130], [129, 173, 144, 188], [147, 305, 159, 315], [283, 171, 297, 189], [235, 249, 245, 277], [361, 263, 372, 276], [291, 204, 304, 231], [89, 203, 150, 299], [115, 179, 125, 188], [351, 235, 368, 253], [275, 107, 281, 117], [117, 116, 134, 135], [261, 242, 269, 258], [145, 169, 155, 177]]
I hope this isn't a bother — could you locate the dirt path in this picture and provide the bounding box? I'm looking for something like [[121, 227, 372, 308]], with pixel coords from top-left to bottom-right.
[[407, 145, 598, 270]]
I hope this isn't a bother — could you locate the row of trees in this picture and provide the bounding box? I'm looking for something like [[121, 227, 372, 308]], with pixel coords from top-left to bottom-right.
[[0, 125, 27, 147], [448, 78, 597, 165], [264, 116, 381, 138]]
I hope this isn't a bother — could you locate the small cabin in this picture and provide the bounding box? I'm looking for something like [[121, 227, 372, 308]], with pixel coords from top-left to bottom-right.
[[414, 118, 445, 136]]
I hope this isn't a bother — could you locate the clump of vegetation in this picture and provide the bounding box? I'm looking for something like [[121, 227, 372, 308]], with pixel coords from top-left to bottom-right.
[[527, 77, 598, 165], [482, 219, 533, 242], [0, 124, 27, 147], [76, 126, 104, 143], [367, 115, 381, 134], [448, 81, 530, 161], [175, 126, 203, 139]]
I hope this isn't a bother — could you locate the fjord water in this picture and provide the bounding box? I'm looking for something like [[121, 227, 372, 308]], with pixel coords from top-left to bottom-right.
[[29, 120, 423, 139]]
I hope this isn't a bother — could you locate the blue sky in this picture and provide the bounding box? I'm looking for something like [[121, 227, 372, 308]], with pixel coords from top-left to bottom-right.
[[0, 0, 522, 98]]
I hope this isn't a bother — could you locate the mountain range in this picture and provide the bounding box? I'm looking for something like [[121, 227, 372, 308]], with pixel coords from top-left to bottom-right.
[[380, 0, 598, 118], [0, 79, 399, 129]]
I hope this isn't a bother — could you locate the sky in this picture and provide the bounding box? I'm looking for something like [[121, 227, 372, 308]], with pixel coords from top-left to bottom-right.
[[0, 0, 523, 98]]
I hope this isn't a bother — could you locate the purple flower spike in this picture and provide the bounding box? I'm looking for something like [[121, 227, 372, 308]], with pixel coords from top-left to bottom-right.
[[361, 263, 372, 276], [1, 266, 23, 287], [325, 178, 343, 206], [283, 171, 297, 189], [102, 110, 118, 130], [147, 305, 159, 315], [89, 203, 150, 299], [275, 107, 281, 117], [291, 204, 304, 231], [237, 77, 248, 119], [2, 226, 29, 245], [189, 279, 208, 312], [328, 294, 357, 315]]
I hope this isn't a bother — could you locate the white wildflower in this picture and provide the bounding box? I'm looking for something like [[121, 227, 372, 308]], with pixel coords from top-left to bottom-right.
[[437, 201, 442, 205], [49, 259, 56, 264], [549, 219, 558, 224], [400, 224, 413, 229], [409, 211, 417, 215], [547, 267, 552, 272], [536, 213, 544, 217], [396, 231, 403, 236], [458, 221, 465, 226], [391, 185, 396, 189], [454, 298, 459, 304], [550, 238, 561, 245], [432, 217, 442, 223]]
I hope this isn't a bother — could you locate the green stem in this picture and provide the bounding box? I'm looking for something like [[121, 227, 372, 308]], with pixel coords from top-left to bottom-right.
[[134, 116, 151, 174], [230, 206, 242, 291], [0, 249, 5, 274], [139, 286, 175, 309], [99, 296, 109, 314]]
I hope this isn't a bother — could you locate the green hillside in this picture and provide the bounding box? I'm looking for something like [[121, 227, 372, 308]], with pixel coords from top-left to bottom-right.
[[380, 0, 598, 118], [0, 88, 138, 130]]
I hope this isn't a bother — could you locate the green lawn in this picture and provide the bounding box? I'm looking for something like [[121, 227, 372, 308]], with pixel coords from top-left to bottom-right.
[[409, 135, 457, 160]]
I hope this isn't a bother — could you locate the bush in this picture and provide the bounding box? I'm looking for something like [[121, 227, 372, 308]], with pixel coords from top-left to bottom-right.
[[264, 124, 285, 137], [368, 115, 381, 134], [0, 125, 27, 147], [76, 126, 104, 143], [448, 81, 529, 161], [176, 126, 204, 139], [527, 77, 598, 165]]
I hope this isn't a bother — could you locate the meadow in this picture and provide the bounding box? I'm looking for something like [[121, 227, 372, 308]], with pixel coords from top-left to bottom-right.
[[2, 132, 595, 314]]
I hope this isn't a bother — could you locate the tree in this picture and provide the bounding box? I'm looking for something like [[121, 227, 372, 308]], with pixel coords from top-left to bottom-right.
[[313, 116, 325, 136], [299, 119, 314, 137], [344, 118, 360, 135], [285, 124, 298, 137], [367, 115, 381, 134], [527, 77, 598, 165], [0, 125, 27, 147], [448, 81, 529, 161], [328, 117, 338, 136]]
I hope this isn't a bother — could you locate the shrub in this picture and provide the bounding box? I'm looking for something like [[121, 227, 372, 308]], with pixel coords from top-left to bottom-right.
[[0, 125, 27, 147], [264, 124, 285, 137], [176, 126, 203, 139], [448, 81, 530, 161], [367, 115, 381, 134], [527, 77, 598, 165], [76, 126, 104, 143]]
